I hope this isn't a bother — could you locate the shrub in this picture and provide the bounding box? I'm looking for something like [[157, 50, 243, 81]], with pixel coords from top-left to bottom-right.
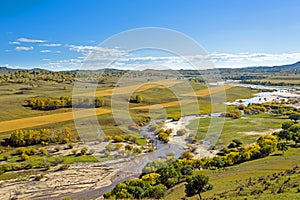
[[53, 157, 64, 165], [20, 153, 29, 161], [282, 121, 294, 130], [40, 148, 48, 156], [113, 135, 124, 142], [223, 110, 242, 119], [57, 164, 70, 171], [67, 143, 74, 149], [288, 124, 300, 133], [15, 147, 26, 155], [177, 129, 187, 136], [34, 173, 45, 181], [125, 144, 133, 151], [181, 150, 194, 160], [71, 149, 78, 155], [158, 132, 169, 143], [80, 147, 88, 155], [115, 143, 123, 149], [133, 147, 142, 154]]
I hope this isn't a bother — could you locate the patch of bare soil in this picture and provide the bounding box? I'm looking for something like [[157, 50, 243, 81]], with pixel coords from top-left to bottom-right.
[[0, 162, 117, 200], [239, 128, 281, 136]]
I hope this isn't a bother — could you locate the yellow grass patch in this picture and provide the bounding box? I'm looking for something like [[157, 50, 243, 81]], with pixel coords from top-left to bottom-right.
[[0, 108, 111, 133], [77, 79, 181, 97], [130, 99, 196, 110]]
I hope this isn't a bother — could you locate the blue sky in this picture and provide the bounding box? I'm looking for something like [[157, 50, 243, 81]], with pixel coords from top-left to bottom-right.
[[1, 0, 300, 70]]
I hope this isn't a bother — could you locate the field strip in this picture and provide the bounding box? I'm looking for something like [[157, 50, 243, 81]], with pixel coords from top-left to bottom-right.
[[130, 99, 196, 110], [0, 108, 111, 133], [131, 85, 235, 110], [181, 85, 234, 97], [77, 79, 181, 97]]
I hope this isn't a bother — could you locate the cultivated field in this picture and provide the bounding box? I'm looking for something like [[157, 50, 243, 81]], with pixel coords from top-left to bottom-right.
[[0, 108, 111, 133]]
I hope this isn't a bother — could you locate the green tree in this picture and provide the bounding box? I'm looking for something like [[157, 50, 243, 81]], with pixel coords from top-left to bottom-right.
[[288, 124, 300, 133], [40, 148, 48, 156], [289, 114, 300, 123], [95, 97, 105, 107], [144, 184, 167, 199], [277, 142, 288, 155], [292, 132, 300, 146], [158, 165, 182, 188], [136, 95, 143, 103], [177, 129, 187, 136], [282, 121, 294, 130], [20, 153, 29, 161], [224, 110, 242, 119], [80, 147, 88, 155], [185, 174, 213, 200], [181, 150, 194, 160]]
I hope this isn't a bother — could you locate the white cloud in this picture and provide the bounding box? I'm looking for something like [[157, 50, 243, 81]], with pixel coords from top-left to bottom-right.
[[8, 41, 20, 45], [40, 50, 52, 53], [68, 45, 126, 56], [15, 46, 34, 51], [39, 45, 300, 70], [208, 52, 300, 68], [17, 37, 46, 43], [39, 43, 62, 47], [103, 52, 300, 69]]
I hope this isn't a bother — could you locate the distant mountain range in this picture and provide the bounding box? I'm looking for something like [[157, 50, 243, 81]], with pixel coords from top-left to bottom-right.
[[1, 61, 300, 73], [245, 61, 300, 71]]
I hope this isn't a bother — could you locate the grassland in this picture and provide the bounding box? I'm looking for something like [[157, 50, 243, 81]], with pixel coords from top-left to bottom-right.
[[188, 114, 286, 148], [164, 147, 300, 200], [182, 85, 234, 97]]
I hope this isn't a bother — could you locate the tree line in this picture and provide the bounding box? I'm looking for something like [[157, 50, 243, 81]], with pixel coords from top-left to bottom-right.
[[273, 120, 300, 147], [25, 96, 105, 110], [104, 158, 212, 199], [7, 128, 76, 146], [238, 102, 299, 116], [241, 80, 300, 86]]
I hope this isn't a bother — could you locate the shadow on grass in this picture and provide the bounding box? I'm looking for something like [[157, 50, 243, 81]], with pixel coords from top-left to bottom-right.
[[271, 153, 283, 157]]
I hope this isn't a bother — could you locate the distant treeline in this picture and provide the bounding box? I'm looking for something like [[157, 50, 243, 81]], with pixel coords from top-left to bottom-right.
[[25, 96, 105, 110], [0, 69, 75, 84], [241, 80, 300, 86], [227, 75, 266, 80]]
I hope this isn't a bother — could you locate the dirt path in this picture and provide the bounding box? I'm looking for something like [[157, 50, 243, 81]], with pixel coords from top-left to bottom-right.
[[240, 128, 282, 136]]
